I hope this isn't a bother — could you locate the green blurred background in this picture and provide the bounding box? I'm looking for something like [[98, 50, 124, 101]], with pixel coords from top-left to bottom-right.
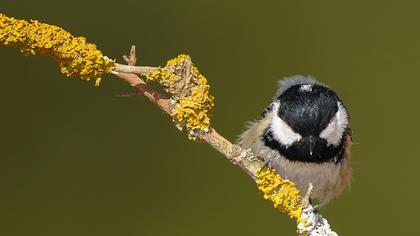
[[1, 0, 418, 235]]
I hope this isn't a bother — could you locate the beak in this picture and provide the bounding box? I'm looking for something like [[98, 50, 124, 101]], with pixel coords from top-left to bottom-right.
[[309, 136, 315, 156]]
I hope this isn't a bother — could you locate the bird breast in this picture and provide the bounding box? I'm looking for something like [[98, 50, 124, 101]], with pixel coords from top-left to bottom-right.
[[237, 116, 352, 206]]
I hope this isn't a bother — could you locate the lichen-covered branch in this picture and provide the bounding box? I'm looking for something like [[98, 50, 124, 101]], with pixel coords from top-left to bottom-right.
[[115, 49, 338, 236], [0, 13, 114, 86], [0, 13, 338, 236]]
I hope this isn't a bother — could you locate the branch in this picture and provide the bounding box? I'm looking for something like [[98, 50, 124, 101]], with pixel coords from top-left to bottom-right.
[[114, 46, 338, 236], [0, 13, 339, 235], [114, 46, 261, 179]]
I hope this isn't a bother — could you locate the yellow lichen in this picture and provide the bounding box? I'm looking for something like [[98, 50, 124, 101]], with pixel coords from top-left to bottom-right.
[[146, 66, 179, 84], [257, 167, 306, 227], [0, 13, 114, 86], [146, 54, 214, 138]]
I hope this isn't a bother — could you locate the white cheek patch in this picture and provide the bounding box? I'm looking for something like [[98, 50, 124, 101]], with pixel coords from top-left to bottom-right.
[[270, 102, 302, 147], [319, 101, 349, 146]]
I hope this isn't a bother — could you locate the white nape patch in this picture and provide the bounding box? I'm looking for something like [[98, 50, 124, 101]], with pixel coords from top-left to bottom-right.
[[299, 84, 313, 92], [270, 102, 302, 147], [319, 101, 349, 146], [276, 75, 321, 97]]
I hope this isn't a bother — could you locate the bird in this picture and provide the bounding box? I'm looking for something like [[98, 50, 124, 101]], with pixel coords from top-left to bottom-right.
[[237, 75, 352, 206]]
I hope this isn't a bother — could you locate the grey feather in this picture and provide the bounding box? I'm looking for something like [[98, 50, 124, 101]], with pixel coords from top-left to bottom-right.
[[275, 75, 324, 97]]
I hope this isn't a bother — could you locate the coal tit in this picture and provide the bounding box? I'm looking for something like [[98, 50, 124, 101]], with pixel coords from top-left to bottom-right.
[[238, 76, 352, 206]]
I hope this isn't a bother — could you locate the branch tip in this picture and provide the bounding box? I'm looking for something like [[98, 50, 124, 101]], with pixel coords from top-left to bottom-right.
[[123, 45, 137, 66], [302, 183, 314, 208]]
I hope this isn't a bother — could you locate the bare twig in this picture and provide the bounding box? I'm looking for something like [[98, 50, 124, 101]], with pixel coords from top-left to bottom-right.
[[201, 129, 261, 180], [114, 63, 156, 74], [302, 183, 314, 208], [122, 45, 137, 66], [115, 46, 173, 114]]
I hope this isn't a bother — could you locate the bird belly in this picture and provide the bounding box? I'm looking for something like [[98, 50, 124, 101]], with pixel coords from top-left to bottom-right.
[[237, 116, 351, 206], [273, 153, 345, 205]]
